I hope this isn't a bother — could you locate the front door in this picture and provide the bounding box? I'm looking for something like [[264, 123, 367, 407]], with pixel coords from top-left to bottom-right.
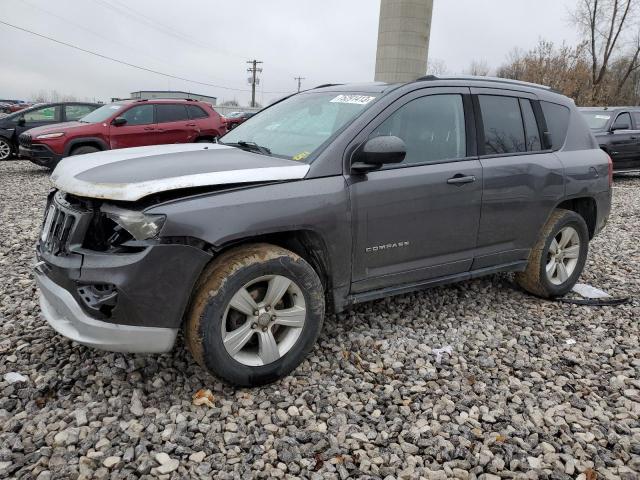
[[109, 104, 157, 149], [349, 88, 483, 293], [17, 105, 62, 138], [609, 111, 640, 170]]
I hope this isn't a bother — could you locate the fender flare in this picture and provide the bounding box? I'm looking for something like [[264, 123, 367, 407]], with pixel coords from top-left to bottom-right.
[[64, 137, 109, 156]]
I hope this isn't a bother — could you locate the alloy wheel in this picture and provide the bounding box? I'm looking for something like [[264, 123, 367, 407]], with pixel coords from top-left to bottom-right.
[[221, 275, 306, 366], [0, 139, 11, 160], [546, 226, 581, 285]]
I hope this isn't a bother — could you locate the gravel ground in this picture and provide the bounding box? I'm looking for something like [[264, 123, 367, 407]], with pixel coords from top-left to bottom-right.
[[0, 160, 639, 480]]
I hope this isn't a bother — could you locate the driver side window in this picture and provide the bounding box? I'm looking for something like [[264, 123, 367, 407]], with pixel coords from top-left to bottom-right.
[[613, 112, 631, 130], [120, 105, 154, 126], [370, 94, 466, 166]]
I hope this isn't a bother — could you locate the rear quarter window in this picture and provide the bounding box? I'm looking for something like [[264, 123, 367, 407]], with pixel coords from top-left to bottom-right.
[[541, 101, 570, 150], [187, 105, 209, 119]]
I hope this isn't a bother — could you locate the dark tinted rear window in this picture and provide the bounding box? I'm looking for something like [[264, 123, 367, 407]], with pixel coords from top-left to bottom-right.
[[156, 104, 189, 123], [541, 101, 570, 150], [479, 95, 526, 154], [187, 105, 209, 119]]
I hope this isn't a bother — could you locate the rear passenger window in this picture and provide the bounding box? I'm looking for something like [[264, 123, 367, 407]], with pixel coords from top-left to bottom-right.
[[540, 101, 570, 150], [187, 105, 209, 119], [520, 99, 542, 151], [479, 95, 525, 154], [371, 94, 466, 165], [156, 104, 189, 123], [633, 112, 640, 129]]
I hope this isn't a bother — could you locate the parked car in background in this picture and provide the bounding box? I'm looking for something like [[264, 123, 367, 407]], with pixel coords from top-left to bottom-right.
[[0, 102, 100, 161], [34, 77, 611, 386], [579, 106, 640, 172], [19, 99, 226, 168], [0, 100, 32, 114], [224, 111, 256, 129]]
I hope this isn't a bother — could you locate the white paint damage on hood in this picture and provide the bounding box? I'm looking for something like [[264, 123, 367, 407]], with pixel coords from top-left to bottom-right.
[[50, 143, 310, 202]]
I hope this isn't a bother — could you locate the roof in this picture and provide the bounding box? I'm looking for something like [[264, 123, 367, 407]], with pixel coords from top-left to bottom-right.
[[130, 90, 217, 99], [578, 106, 640, 111]]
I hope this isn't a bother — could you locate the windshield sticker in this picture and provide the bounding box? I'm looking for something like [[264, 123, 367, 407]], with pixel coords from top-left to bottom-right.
[[292, 151, 310, 161], [595, 115, 610, 119], [330, 95, 376, 105]]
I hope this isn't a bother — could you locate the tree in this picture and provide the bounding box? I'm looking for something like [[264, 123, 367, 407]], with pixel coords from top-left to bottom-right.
[[220, 99, 239, 107], [466, 60, 491, 76], [426, 58, 448, 76], [572, 0, 640, 101]]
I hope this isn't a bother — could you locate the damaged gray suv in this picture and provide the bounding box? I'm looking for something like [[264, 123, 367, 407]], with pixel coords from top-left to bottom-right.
[[35, 77, 612, 386]]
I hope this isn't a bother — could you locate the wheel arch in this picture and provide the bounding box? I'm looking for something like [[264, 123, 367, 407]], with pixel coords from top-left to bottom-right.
[[555, 196, 598, 239], [64, 137, 109, 156], [212, 229, 336, 312]]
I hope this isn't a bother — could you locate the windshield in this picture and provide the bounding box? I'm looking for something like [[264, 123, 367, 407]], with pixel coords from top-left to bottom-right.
[[79, 103, 125, 123], [221, 92, 380, 161], [580, 110, 612, 130]]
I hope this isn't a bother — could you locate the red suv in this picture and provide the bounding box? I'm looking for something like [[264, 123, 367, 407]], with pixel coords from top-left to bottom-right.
[[19, 99, 227, 168]]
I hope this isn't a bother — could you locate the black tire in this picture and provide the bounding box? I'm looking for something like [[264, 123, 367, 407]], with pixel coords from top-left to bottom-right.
[[516, 209, 589, 298], [186, 243, 325, 387], [70, 145, 100, 156], [0, 137, 13, 161]]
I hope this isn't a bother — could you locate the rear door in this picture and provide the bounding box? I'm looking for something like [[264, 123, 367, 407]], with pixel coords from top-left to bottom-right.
[[471, 89, 564, 268], [155, 104, 193, 144], [349, 87, 483, 293], [108, 104, 157, 149]]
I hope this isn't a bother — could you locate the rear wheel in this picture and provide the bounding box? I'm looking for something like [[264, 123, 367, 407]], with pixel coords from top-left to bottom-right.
[[0, 138, 12, 160], [516, 209, 589, 298], [186, 243, 325, 386]]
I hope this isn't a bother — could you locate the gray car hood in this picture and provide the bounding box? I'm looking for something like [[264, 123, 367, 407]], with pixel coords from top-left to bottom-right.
[[51, 143, 309, 201]]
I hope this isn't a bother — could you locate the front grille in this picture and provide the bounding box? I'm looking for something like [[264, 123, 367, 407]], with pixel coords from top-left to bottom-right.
[[40, 204, 76, 256], [39, 192, 92, 256], [19, 133, 32, 148]]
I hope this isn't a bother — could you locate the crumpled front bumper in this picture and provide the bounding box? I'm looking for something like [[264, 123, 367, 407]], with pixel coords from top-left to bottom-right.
[[36, 270, 178, 353]]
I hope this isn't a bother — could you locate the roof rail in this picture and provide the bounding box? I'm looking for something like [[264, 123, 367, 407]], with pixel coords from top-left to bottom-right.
[[415, 75, 560, 93], [313, 83, 344, 89]]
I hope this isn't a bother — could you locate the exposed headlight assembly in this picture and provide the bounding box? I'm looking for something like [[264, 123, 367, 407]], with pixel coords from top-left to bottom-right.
[[101, 204, 166, 241], [36, 132, 65, 139]]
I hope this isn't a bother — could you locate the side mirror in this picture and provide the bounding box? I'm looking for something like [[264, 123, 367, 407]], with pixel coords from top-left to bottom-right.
[[351, 136, 406, 173], [112, 117, 127, 127], [611, 123, 629, 132], [17, 117, 25, 126]]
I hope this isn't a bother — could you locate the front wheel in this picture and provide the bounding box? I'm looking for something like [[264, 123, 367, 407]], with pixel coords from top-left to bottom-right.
[[516, 209, 589, 298], [186, 243, 325, 387], [0, 137, 12, 160]]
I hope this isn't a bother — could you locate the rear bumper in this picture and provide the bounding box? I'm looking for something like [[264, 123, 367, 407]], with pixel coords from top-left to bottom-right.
[[36, 270, 178, 353], [20, 144, 63, 168]]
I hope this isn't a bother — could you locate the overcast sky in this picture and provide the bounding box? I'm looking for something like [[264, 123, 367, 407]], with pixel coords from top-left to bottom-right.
[[0, 0, 581, 105]]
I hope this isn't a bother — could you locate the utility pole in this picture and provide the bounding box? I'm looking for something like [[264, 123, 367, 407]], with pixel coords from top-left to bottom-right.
[[246, 59, 263, 108], [294, 76, 306, 92]]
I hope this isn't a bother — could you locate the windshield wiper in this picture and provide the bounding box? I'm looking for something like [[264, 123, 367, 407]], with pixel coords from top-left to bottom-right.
[[225, 140, 272, 156]]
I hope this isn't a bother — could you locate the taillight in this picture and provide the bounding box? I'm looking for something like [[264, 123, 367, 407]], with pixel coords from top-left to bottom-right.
[[607, 153, 613, 188]]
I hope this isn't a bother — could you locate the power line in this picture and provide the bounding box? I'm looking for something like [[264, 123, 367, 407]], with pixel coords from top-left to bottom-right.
[[0, 20, 293, 95]]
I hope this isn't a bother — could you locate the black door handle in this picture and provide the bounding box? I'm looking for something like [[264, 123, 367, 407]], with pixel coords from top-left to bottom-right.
[[447, 174, 476, 185]]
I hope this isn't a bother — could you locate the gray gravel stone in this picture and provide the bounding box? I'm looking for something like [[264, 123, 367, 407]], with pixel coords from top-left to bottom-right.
[[0, 161, 639, 478]]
